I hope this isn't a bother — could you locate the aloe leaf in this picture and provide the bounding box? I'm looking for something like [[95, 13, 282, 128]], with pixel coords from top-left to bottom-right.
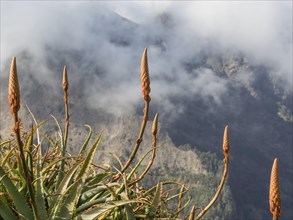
[[0, 139, 13, 147], [86, 172, 113, 185], [41, 132, 58, 150], [0, 166, 34, 220], [150, 183, 162, 214], [127, 147, 154, 181], [78, 125, 92, 156], [24, 120, 48, 152], [120, 192, 136, 220], [34, 148, 48, 220], [1, 146, 16, 167], [41, 156, 76, 176], [51, 179, 82, 220], [49, 160, 82, 215], [76, 132, 103, 182], [76, 197, 110, 214], [16, 156, 27, 195], [82, 172, 114, 192], [50, 115, 65, 147], [26, 151, 34, 182], [0, 199, 18, 220], [124, 204, 136, 220], [44, 165, 59, 191], [116, 148, 154, 195], [51, 116, 66, 181], [26, 105, 47, 145], [176, 196, 192, 216], [78, 183, 119, 205], [79, 199, 148, 220], [51, 115, 66, 188]]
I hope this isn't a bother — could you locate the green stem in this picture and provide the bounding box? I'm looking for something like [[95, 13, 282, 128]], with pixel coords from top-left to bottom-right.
[[63, 88, 69, 152], [188, 206, 196, 220], [195, 157, 229, 220], [121, 99, 149, 173], [111, 99, 150, 182], [14, 113, 39, 220], [56, 87, 69, 188], [273, 216, 278, 220], [129, 131, 156, 186]]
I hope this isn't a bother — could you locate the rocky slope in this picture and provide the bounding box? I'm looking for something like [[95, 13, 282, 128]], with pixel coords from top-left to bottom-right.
[[0, 84, 235, 219]]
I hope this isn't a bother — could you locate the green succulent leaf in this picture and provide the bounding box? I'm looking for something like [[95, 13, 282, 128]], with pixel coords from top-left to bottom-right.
[[80, 199, 148, 220], [76, 197, 110, 214], [51, 179, 82, 220], [49, 160, 82, 215], [83, 172, 114, 192], [0, 165, 34, 220], [0, 199, 18, 220], [0, 139, 13, 147], [24, 119, 48, 152], [34, 147, 48, 220], [79, 183, 119, 205], [78, 125, 92, 156], [1, 146, 16, 167], [120, 192, 136, 220], [147, 182, 162, 218], [51, 115, 66, 188], [76, 132, 103, 182], [124, 204, 136, 220]]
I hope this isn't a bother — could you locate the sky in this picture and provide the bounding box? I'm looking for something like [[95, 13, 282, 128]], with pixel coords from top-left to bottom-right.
[[1, 1, 292, 116]]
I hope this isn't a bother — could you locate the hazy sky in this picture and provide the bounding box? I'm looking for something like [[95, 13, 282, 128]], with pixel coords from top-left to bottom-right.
[[1, 1, 292, 115]]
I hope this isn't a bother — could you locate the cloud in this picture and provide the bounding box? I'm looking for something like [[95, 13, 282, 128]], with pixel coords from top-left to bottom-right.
[[107, 1, 292, 88], [1, 1, 292, 117]]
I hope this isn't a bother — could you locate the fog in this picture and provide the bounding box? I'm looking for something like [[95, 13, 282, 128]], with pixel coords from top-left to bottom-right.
[[1, 1, 292, 116]]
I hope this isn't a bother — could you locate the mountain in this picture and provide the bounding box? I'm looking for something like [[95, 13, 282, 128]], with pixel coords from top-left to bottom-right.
[[1, 9, 292, 220], [0, 77, 236, 219], [166, 53, 292, 220]]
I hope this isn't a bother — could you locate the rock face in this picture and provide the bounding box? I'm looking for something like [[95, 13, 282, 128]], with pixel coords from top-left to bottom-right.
[[95, 115, 206, 175]]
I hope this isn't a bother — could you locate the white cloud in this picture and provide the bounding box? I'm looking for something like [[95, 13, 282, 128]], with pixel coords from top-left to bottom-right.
[[1, 1, 292, 117]]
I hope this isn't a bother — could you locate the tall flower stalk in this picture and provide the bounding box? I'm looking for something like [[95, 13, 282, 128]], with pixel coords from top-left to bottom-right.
[[8, 57, 39, 219], [56, 65, 70, 187], [111, 48, 151, 182], [62, 65, 69, 148], [195, 125, 230, 220]]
